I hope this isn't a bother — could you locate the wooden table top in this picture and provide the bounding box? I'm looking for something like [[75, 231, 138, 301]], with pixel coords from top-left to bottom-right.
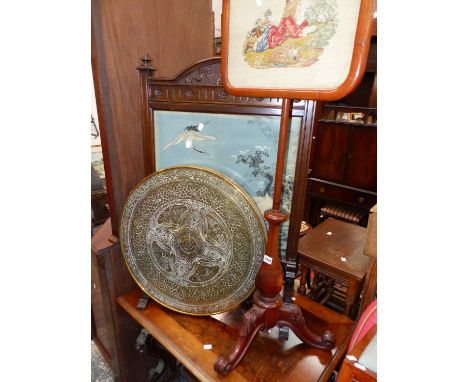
[[298, 218, 370, 280], [117, 288, 354, 382]]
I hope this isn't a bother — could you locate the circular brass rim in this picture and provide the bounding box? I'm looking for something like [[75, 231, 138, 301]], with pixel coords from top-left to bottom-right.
[[119, 165, 267, 316]]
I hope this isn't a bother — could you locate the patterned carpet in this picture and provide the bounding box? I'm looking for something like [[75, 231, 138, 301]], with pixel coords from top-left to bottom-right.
[[91, 341, 114, 382]]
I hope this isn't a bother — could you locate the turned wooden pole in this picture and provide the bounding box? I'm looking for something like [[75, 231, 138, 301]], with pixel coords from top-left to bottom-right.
[[272, 99, 292, 211], [254, 99, 292, 302]]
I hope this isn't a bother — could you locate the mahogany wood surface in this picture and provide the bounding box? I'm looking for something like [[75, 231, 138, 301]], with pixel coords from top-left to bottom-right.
[[273, 99, 293, 209], [221, 0, 376, 101], [91, 0, 213, 236], [311, 122, 351, 184], [343, 125, 377, 191], [298, 218, 369, 281], [117, 288, 354, 382]]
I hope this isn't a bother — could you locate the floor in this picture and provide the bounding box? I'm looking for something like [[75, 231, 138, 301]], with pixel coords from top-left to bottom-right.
[[91, 341, 114, 382]]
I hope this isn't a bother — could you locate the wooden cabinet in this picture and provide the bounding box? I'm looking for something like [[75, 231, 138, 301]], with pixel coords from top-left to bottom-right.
[[311, 105, 377, 194], [91, 219, 138, 381], [306, 36, 377, 227], [307, 105, 377, 226], [91, 220, 118, 375]]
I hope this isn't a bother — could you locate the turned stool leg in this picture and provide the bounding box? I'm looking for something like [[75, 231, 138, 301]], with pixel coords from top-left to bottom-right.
[[319, 276, 336, 305], [344, 279, 359, 317], [309, 271, 323, 300], [298, 264, 309, 296]]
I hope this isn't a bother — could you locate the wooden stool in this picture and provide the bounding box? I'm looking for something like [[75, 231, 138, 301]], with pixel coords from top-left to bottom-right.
[[297, 218, 370, 318]]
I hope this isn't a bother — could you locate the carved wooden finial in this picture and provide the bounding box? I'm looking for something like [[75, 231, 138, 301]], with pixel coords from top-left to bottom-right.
[[137, 53, 155, 73], [141, 53, 151, 66]]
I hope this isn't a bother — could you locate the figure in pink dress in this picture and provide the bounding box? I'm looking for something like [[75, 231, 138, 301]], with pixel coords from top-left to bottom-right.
[[269, 15, 309, 47], [253, 3, 310, 53]]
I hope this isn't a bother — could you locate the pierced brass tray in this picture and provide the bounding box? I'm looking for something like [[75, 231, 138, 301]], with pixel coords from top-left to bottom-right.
[[120, 166, 267, 315]]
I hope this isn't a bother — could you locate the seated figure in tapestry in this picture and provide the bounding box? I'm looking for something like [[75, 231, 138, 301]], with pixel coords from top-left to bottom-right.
[[243, 0, 338, 68]]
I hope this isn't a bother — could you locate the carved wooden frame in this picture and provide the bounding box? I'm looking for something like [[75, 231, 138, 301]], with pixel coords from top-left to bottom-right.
[[137, 56, 318, 271], [221, 0, 376, 101]]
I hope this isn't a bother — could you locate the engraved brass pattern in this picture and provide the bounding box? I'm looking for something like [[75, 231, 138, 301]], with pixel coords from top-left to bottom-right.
[[120, 166, 267, 315]]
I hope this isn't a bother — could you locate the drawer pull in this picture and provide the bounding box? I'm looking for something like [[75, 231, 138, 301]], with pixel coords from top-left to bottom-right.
[[320, 187, 325, 193], [358, 197, 365, 203]]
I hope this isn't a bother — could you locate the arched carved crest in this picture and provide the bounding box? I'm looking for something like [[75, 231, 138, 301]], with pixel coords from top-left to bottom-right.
[[144, 57, 305, 108]]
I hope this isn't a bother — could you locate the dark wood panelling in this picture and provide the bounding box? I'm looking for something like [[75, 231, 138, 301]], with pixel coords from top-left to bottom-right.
[[311, 122, 351, 183], [344, 125, 377, 191], [92, 0, 213, 236]]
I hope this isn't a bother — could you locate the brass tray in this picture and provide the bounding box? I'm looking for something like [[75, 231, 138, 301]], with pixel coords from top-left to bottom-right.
[[120, 166, 267, 315]]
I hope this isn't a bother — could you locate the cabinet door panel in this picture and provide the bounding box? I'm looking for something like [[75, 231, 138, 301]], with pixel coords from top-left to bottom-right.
[[311, 122, 351, 183], [91, 248, 114, 361], [344, 126, 377, 191]]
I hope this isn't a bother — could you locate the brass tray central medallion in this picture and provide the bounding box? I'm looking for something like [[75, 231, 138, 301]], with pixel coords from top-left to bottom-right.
[[147, 199, 232, 287], [120, 166, 267, 315]]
